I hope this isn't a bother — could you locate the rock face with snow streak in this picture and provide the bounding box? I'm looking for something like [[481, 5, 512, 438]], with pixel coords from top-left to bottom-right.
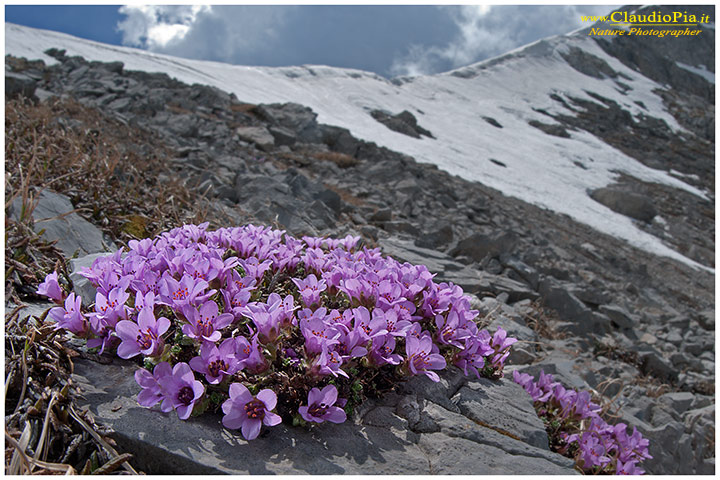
[[5, 4, 714, 475]]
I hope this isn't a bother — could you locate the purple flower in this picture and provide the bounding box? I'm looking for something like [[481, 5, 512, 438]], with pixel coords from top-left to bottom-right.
[[577, 430, 611, 469], [435, 309, 471, 348], [181, 300, 234, 343], [115, 307, 170, 358], [298, 385, 347, 424], [134, 361, 173, 408], [310, 342, 348, 378], [221, 383, 281, 440], [292, 274, 326, 308], [91, 285, 129, 326], [49, 292, 90, 337], [352, 306, 387, 341], [37, 271, 64, 303], [485, 327, 518, 370], [405, 334, 446, 382], [158, 362, 205, 420], [158, 273, 211, 307], [368, 334, 402, 366], [238, 256, 273, 281], [234, 334, 269, 374], [189, 338, 240, 384], [454, 336, 493, 378], [616, 459, 643, 475], [513, 370, 553, 402], [338, 234, 360, 251]]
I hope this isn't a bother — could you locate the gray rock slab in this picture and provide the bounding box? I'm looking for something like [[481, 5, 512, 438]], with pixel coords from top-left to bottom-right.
[[399, 367, 467, 414], [658, 391, 695, 414], [589, 187, 657, 223], [452, 376, 550, 449], [378, 237, 464, 274], [418, 403, 577, 474], [598, 304, 637, 329], [72, 357, 429, 475], [5, 301, 56, 328], [72, 357, 576, 475], [6, 70, 37, 100], [9, 189, 115, 257], [236, 126, 275, 151], [418, 432, 576, 475], [440, 268, 539, 302]]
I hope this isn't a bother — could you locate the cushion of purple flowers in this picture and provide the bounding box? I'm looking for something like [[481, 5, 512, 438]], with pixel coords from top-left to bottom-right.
[[39, 223, 517, 441], [513, 370, 652, 475]]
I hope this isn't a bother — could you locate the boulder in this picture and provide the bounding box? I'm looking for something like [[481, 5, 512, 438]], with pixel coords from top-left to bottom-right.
[[369, 110, 433, 139], [9, 189, 115, 257], [589, 187, 657, 222], [378, 237, 465, 275], [255, 103, 321, 143], [6, 70, 37, 100], [236, 126, 275, 151], [451, 231, 519, 262]]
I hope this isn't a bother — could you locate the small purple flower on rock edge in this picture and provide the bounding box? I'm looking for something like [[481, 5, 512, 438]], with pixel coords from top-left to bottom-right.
[[115, 307, 170, 359], [189, 338, 240, 384], [37, 271, 64, 303], [134, 361, 173, 408], [298, 385, 347, 424], [157, 362, 205, 420], [476, 327, 516, 371], [405, 334, 447, 382], [616, 459, 643, 475], [91, 285, 130, 326], [181, 300, 234, 343], [221, 383, 281, 441], [453, 337, 493, 379], [48, 292, 90, 337]]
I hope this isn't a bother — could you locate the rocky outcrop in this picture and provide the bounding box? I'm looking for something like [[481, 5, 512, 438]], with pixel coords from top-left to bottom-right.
[[589, 187, 657, 223], [71, 356, 576, 475], [370, 109, 434, 139]]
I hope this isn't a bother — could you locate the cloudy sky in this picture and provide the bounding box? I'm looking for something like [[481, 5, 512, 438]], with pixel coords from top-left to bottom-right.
[[6, 4, 617, 77]]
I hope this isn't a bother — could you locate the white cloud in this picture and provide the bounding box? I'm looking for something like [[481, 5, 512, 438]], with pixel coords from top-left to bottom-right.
[[390, 5, 617, 77], [116, 5, 292, 64], [118, 5, 210, 49]]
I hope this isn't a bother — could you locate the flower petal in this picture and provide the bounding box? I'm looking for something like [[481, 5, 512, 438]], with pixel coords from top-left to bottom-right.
[[242, 418, 262, 441], [256, 389, 277, 410], [324, 406, 347, 424], [264, 411, 282, 426]]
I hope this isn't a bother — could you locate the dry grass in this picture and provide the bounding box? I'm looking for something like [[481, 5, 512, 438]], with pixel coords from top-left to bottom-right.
[[230, 103, 259, 114], [4, 95, 235, 474], [5, 96, 213, 243], [522, 300, 569, 342], [312, 151, 359, 168], [5, 307, 139, 474]]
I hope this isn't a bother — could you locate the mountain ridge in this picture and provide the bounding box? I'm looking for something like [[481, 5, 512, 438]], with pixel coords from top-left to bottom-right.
[[4, 18, 714, 273]]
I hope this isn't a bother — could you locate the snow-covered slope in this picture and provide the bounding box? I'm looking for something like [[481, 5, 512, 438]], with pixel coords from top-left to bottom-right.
[[4, 22, 712, 271]]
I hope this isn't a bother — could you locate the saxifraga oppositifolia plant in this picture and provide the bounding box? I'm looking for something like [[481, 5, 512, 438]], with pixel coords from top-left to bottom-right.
[[39, 222, 650, 473]]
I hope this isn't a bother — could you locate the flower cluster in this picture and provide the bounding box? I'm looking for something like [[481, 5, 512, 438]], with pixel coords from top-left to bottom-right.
[[513, 370, 652, 475], [38, 223, 517, 441]]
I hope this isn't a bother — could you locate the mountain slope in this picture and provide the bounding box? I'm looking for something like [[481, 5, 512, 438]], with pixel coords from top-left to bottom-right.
[[4, 11, 714, 271]]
